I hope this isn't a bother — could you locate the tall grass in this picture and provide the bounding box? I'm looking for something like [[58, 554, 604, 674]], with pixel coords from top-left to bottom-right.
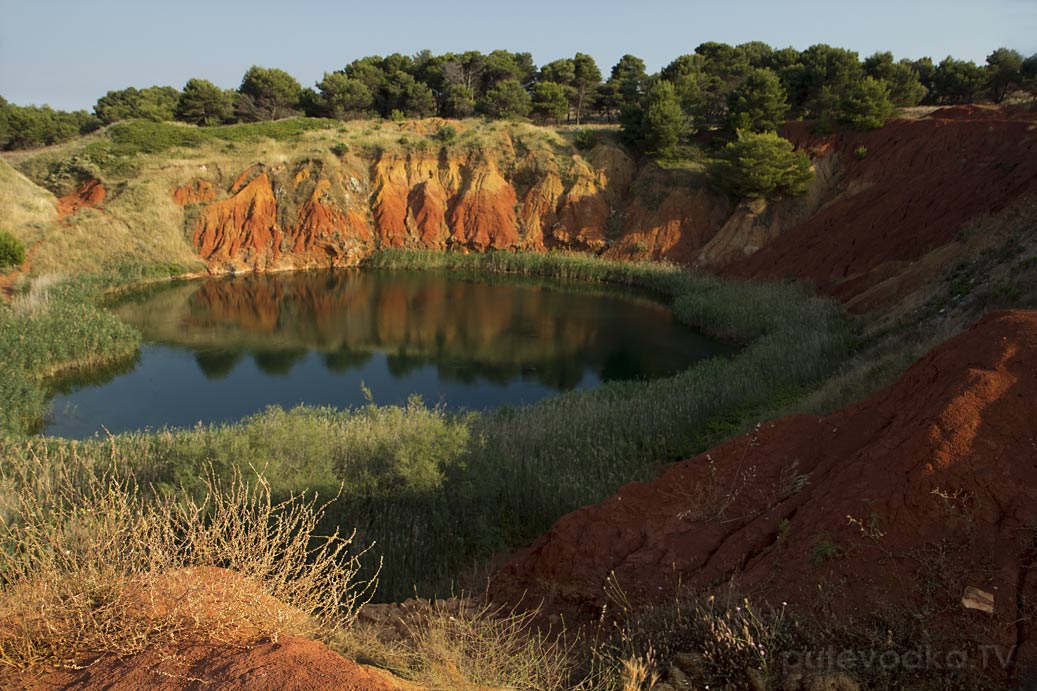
[[3, 252, 852, 600], [0, 278, 141, 435]]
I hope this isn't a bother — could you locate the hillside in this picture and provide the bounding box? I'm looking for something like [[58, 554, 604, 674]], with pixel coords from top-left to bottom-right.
[[493, 309, 1037, 681], [4, 109, 1036, 324]]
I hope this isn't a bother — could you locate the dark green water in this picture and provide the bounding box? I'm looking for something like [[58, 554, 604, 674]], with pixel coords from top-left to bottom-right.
[[45, 270, 729, 438]]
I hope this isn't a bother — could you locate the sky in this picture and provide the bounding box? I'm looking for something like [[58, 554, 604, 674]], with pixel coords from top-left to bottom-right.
[[1, 0, 1035, 111]]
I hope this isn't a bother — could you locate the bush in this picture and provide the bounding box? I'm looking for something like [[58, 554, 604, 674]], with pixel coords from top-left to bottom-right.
[[854, 145, 868, 160], [0, 230, 26, 269], [710, 131, 815, 199], [574, 128, 598, 150], [436, 124, 457, 143], [330, 141, 349, 156], [837, 76, 894, 130]]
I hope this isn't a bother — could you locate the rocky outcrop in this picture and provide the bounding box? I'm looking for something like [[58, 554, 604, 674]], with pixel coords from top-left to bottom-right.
[[171, 178, 217, 206], [192, 169, 283, 272], [493, 309, 1037, 678], [160, 109, 1037, 316]]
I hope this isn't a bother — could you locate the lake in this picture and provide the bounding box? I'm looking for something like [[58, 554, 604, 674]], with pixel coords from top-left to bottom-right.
[[44, 269, 730, 437]]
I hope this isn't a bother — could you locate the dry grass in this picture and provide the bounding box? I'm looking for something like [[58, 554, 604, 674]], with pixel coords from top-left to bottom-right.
[[339, 599, 579, 691], [0, 448, 377, 669], [0, 158, 56, 255]]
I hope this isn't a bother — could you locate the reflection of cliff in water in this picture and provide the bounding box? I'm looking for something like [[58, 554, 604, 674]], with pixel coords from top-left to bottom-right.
[[115, 270, 724, 389]]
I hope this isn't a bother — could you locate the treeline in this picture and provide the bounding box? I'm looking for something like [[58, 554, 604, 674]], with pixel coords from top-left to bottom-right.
[[2, 44, 1035, 152]]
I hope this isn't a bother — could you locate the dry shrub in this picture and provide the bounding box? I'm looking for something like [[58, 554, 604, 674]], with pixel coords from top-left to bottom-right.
[[341, 599, 577, 691], [0, 448, 376, 669]]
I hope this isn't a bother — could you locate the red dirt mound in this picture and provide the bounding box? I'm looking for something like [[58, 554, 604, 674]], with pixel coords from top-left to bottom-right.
[[171, 179, 217, 206], [725, 113, 1037, 308], [4, 637, 399, 691], [493, 310, 1037, 675], [57, 179, 105, 219]]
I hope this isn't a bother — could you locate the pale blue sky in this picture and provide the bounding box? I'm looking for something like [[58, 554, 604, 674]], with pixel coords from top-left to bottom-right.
[[1, 0, 1034, 111]]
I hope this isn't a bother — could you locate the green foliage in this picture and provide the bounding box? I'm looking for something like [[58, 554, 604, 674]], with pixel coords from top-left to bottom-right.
[[315, 72, 374, 119], [0, 102, 99, 150], [694, 41, 753, 125], [476, 79, 531, 119], [235, 66, 303, 121], [435, 124, 457, 143], [174, 78, 232, 126], [330, 141, 349, 156], [640, 81, 687, 159], [837, 76, 893, 130], [932, 57, 986, 104], [710, 130, 814, 199], [94, 86, 180, 124], [441, 83, 476, 118], [810, 535, 845, 566], [598, 54, 647, 116], [854, 145, 868, 160], [530, 81, 569, 123], [0, 280, 141, 434], [789, 44, 864, 118], [726, 68, 789, 133], [51, 118, 337, 175], [381, 72, 436, 118], [986, 47, 1025, 103], [573, 128, 598, 150], [570, 53, 602, 125], [0, 230, 26, 268], [863, 52, 927, 106]]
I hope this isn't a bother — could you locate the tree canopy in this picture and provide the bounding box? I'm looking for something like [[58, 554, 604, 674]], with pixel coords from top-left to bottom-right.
[[710, 131, 814, 199]]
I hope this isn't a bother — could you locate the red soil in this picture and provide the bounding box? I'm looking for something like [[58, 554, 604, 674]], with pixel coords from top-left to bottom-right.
[[56, 179, 105, 219], [725, 110, 1037, 308], [0, 567, 399, 691], [493, 310, 1037, 676], [171, 179, 217, 206], [3, 637, 399, 691], [192, 172, 282, 270]]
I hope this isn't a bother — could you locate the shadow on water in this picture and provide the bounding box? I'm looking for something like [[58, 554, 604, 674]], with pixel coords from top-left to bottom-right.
[[45, 269, 732, 437]]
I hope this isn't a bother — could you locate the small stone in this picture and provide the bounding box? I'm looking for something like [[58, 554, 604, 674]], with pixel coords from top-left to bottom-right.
[[671, 651, 706, 679], [962, 586, 995, 613], [667, 664, 692, 689]]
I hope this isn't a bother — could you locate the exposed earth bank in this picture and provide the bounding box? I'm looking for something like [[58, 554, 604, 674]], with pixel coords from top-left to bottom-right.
[[492, 309, 1037, 679]]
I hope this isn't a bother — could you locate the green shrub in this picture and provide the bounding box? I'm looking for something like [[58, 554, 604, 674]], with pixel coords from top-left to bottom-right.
[[0, 230, 26, 268], [436, 124, 457, 143], [837, 76, 894, 130], [574, 128, 598, 150], [330, 141, 349, 156], [854, 145, 868, 160], [710, 131, 814, 200]]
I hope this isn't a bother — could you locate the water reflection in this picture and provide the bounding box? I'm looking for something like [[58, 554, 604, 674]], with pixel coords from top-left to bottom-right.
[[45, 270, 729, 437]]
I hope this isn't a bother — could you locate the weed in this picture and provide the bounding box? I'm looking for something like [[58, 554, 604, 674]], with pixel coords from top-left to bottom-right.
[[810, 535, 844, 566]]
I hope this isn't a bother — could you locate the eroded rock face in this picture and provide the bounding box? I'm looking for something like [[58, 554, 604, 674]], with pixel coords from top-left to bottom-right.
[[57, 178, 106, 218], [193, 170, 282, 272], [170, 110, 1037, 318]]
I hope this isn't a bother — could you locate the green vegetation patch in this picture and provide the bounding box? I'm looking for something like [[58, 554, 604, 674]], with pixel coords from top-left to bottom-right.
[[1, 252, 853, 600]]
